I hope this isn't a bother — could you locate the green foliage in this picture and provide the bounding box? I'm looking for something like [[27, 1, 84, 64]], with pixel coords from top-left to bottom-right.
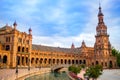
[[84, 65, 103, 80], [112, 47, 120, 67], [80, 64, 85, 69], [68, 65, 81, 74]]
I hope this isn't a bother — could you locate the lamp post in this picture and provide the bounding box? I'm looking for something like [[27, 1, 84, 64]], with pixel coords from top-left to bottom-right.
[[39, 60, 41, 70], [0, 58, 2, 68], [28, 58, 30, 71], [16, 56, 18, 79]]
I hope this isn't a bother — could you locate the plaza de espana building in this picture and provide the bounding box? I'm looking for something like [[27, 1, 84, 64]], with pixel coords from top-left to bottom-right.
[[0, 6, 117, 69]]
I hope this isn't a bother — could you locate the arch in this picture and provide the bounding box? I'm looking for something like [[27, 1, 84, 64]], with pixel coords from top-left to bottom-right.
[[6, 45, 10, 51], [96, 61, 99, 65], [92, 62, 94, 66], [3, 55, 7, 63], [0, 55, 1, 60], [26, 57, 28, 64], [68, 59, 71, 64], [17, 56, 20, 65], [72, 60, 74, 64], [101, 62, 103, 66], [18, 46, 21, 52], [53, 59, 55, 64], [26, 48, 29, 52], [40, 58, 43, 64], [83, 60, 86, 64], [57, 59, 59, 64], [22, 57, 24, 65], [76, 60, 78, 64], [22, 47, 25, 52], [48, 59, 51, 64], [61, 59, 63, 64], [109, 61, 113, 68], [64, 59, 67, 64], [79, 60, 82, 64], [31, 58, 34, 64], [44, 58, 47, 64], [36, 58, 39, 64], [105, 62, 107, 67]]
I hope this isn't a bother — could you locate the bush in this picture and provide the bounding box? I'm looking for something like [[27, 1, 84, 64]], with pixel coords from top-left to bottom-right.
[[68, 65, 81, 74]]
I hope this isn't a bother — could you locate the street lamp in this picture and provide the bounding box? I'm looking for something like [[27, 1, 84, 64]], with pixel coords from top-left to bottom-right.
[[16, 56, 18, 79], [0, 58, 2, 68], [39, 60, 41, 70], [28, 58, 30, 71]]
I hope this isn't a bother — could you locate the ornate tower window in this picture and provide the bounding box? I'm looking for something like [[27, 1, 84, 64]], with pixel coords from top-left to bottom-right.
[[6, 37, 10, 42], [6, 45, 10, 51]]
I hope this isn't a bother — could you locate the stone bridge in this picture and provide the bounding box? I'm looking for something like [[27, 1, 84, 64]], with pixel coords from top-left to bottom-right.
[[51, 64, 71, 72]]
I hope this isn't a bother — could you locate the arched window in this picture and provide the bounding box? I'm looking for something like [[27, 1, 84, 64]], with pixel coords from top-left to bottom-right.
[[17, 56, 20, 65], [40, 58, 43, 64], [72, 60, 74, 64], [79, 60, 82, 64], [18, 46, 20, 52], [22, 57, 24, 65], [22, 47, 24, 52], [61, 59, 63, 64], [57, 59, 59, 64], [48, 59, 51, 64], [83, 60, 86, 64], [96, 61, 99, 65], [65, 59, 67, 64], [26, 48, 29, 52], [3, 55, 7, 63], [31, 58, 34, 64], [76, 60, 78, 64], [68, 60, 71, 64], [6, 45, 10, 51]]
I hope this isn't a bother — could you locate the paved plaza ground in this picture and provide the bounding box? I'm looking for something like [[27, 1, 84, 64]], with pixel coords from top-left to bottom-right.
[[98, 69, 120, 80]]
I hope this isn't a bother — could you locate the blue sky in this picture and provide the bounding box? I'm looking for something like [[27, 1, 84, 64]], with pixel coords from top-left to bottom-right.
[[0, 0, 120, 50]]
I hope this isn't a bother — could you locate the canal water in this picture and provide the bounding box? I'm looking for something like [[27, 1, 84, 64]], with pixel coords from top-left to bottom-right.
[[25, 72, 71, 80]]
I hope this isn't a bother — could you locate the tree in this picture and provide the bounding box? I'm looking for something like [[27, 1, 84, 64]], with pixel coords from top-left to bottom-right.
[[68, 65, 81, 74], [84, 65, 103, 80], [112, 47, 120, 67]]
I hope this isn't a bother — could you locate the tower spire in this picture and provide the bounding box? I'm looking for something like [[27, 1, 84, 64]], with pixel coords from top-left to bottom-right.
[[98, 1, 104, 25]]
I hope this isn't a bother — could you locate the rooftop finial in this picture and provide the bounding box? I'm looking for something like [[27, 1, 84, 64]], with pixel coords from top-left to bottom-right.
[[71, 43, 75, 49], [99, 0, 101, 8], [13, 20, 17, 30], [98, 0, 103, 16], [29, 27, 32, 34]]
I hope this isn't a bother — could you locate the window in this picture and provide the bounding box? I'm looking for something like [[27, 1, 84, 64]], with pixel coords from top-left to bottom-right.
[[26, 40, 29, 44], [6, 45, 10, 51], [22, 47, 24, 52], [18, 46, 21, 52], [18, 38, 22, 43], [26, 48, 29, 52], [6, 37, 10, 42]]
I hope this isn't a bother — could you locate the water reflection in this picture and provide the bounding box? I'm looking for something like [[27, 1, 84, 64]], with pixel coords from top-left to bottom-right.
[[25, 71, 70, 80]]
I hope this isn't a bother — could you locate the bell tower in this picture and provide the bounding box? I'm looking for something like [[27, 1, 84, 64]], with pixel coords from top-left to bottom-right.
[[94, 5, 112, 58]]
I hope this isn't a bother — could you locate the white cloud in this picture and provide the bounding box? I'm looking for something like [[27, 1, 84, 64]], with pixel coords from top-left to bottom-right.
[[33, 32, 94, 48], [0, 0, 120, 50]]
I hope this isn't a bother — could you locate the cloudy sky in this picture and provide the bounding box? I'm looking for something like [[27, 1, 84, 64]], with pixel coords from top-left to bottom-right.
[[0, 0, 120, 50]]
